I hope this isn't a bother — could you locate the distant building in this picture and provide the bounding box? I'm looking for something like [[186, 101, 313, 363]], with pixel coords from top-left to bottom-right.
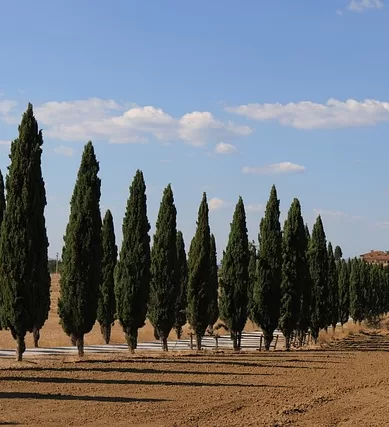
[[360, 250, 389, 267]]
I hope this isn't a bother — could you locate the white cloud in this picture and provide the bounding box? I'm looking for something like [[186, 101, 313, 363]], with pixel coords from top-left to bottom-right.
[[376, 221, 389, 228], [226, 98, 389, 129], [54, 145, 74, 157], [0, 140, 10, 145], [209, 197, 230, 211], [0, 100, 17, 123], [336, 9, 344, 15], [246, 203, 264, 213], [215, 142, 238, 154], [30, 98, 251, 146], [242, 162, 305, 175], [348, 0, 383, 12]]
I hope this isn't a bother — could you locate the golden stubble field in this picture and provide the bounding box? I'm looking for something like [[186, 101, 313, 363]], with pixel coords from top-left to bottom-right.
[[1, 275, 389, 426]]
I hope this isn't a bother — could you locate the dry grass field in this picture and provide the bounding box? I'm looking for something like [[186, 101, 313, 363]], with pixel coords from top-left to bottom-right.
[[1, 275, 389, 426]]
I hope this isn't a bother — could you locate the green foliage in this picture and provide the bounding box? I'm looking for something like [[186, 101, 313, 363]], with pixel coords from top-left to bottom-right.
[[296, 224, 311, 342], [0, 103, 50, 358], [58, 141, 102, 355], [115, 170, 150, 352], [97, 210, 117, 344], [253, 185, 282, 349], [308, 216, 328, 340], [208, 234, 219, 331], [334, 246, 343, 262], [349, 258, 364, 323], [0, 169, 5, 230], [279, 198, 307, 349], [219, 197, 249, 350], [149, 184, 178, 350], [247, 240, 258, 323], [327, 242, 339, 330], [174, 230, 188, 339], [338, 259, 350, 326], [187, 192, 211, 349]]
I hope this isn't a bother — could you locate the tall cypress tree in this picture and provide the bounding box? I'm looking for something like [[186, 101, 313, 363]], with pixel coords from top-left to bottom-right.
[[97, 210, 117, 344], [219, 197, 249, 350], [253, 185, 282, 350], [334, 246, 343, 262], [174, 230, 188, 339], [0, 170, 5, 229], [338, 259, 350, 327], [0, 104, 50, 360], [58, 141, 102, 357], [208, 234, 219, 333], [149, 184, 178, 351], [350, 258, 364, 324], [247, 240, 258, 324], [296, 224, 311, 345], [187, 192, 211, 350], [279, 198, 306, 350], [115, 170, 150, 352], [308, 215, 328, 341], [327, 242, 339, 332]]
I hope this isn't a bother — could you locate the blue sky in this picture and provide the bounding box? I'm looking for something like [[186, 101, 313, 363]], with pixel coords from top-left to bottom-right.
[[1, 0, 389, 260]]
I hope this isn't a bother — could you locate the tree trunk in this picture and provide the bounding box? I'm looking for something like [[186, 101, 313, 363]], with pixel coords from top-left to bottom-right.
[[175, 326, 182, 340], [237, 331, 242, 350], [196, 334, 202, 350], [232, 332, 238, 351], [16, 335, 25, 362], [100, 324, 111, 344], [285, 334, 291, 351], [298, 331, 304, 347], [125, 330, 137, 354], [264, 331, 273, 351], [161, 336, 168, 351], [70, 333, 77, 346], [153, 326, 160, 341], [332, 323, 337, 334], [76, 335, 84, 357], [32, 327, 40, 348]]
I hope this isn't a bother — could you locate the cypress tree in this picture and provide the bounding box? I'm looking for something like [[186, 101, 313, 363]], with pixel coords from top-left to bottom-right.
[[334, 246, 343, 262], [97, 210, 117, 344], [149, 184, 178, 351], [208, 234, 219, 333], [115, 170, 150, 352], [296, 224, 311, 345], [308, 215, 328, 342], [247, 240, 258, 324], [187, 192, 211, 350], [58, 141, 102, 357], [0, 104, 50, 360], [350, 258, 364, 324], [174, 230, 188, 339], [219, 197, 249, 350], [327, 242, 339, 332], [0, 170, 5, 229], [253, 185, 282, 350], [279, 198, 306, 350], [338, 259, 350, 327]]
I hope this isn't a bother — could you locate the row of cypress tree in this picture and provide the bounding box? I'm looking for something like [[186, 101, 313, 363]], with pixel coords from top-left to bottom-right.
[[1, 105, 389, 360]]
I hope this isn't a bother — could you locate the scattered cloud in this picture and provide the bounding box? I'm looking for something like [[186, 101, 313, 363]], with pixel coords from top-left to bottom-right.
[[376, 221, 389, 228], [242, 162, 305, 175], [226, 98, 389, 129], [54, 145, 74, 157], [160, 159, 172, 164], [209, 197, 230, 211], [26, 98, 251, 146], [0, 140, 10, 145], [246, 203, 264, 213], [336, 9, 344, 15], [348, 0, 383, 12], [0, 99, 18, 123], [215, 142, 238, 154]]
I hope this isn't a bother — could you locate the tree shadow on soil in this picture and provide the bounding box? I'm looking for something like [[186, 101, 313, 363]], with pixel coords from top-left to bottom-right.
[[0, 376, 292, 388], [0, 391, 167, 403]]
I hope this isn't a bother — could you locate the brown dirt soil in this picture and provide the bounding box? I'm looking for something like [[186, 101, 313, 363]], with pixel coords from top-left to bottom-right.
[[1, 338, 389, 426], [0, 274, 258, 349]]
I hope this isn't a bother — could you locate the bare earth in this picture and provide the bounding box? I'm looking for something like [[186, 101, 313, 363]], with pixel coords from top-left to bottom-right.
[[1, 276, 389, 426]]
